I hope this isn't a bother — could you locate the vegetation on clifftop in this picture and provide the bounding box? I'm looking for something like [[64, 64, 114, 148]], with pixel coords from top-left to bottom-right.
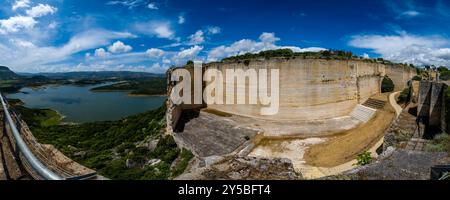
[[439, 66, 450, 81], [221, 49, 356, 62], [219, 49, 421, 70]]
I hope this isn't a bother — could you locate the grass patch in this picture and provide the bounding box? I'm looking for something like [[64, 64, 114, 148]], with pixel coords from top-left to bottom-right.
[[355, 151, 372, 166], [425, 134, 450, 153], [397, 87, 411, 104], [171, 148, 194, 178]]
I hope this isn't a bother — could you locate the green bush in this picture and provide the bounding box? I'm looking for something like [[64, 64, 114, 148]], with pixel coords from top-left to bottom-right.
[[171, 148, 194, 178], [425, 134, 450, 153], [398, 87, 411, 103], [244, 60, 251, 66], [441, 70, 450, 81], [151, 135, 180, 163], [355, 151, 372, 166], [381, 76, 395, 93], [412, 75, 422, 81]]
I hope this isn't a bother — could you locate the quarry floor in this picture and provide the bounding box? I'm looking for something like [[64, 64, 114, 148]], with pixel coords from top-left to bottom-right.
[[176, 93, 399, 179], [247, 93, 394, 178], [304, 93, 395, 167]]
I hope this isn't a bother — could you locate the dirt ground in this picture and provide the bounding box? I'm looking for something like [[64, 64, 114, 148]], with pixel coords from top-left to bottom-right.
[[304, 93, 395, 167]]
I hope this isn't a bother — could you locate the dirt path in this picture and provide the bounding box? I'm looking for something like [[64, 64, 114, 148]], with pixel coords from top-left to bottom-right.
[[303, 93, 395, 167], [389, 92, 402, 117]]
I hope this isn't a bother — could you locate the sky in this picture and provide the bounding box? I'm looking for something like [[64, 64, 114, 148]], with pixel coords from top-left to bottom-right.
[[0, 0, 450, 73]]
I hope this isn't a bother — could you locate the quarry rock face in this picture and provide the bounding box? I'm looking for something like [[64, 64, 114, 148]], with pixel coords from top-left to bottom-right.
[[204, 59, 415, 121], [166, 58, 416, 133], [200, 156, 299, 180]]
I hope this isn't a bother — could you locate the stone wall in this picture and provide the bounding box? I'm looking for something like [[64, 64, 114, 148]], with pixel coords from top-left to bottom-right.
[[417, 81, 448, 135], [165, 58, 417, 133], [204, 58, 415, 121], [165, 67, 203, 135], [441, 83, 449, 134]]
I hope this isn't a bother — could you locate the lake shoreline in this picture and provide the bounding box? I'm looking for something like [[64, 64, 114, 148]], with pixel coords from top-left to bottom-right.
[[6, 84, 166, 123], [91, 89, 166, 97]]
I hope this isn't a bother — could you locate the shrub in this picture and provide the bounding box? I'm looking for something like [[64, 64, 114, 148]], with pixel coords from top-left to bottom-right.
[[355, 151, 372, 166], [381, 76, 395, 93], [425, 134, 450, 153], [412, 75, 422, 81], [398, 87, 411, 103], [171, 148, 194, 178], [151, 135, 180, 163], [244, 60, 251, 66], [440, 70, 450, 81]]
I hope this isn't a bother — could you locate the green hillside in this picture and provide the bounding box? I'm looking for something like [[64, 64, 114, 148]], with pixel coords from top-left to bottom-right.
[[0, 66, 22, 80], [0, 66, 22, 81], [10, 100, 193, 180]]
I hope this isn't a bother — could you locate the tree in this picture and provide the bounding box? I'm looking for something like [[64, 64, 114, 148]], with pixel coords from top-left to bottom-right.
[[381, 76, 395, 93], [412, 75, 422, 81], [438, 66, 449, 72]]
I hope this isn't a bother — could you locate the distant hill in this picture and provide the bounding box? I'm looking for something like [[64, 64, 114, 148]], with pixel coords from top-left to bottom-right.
[[35, 71, 163, 80], [0, 66, 22, 80]]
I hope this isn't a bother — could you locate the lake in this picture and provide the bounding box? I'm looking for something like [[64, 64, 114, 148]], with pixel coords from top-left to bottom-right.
[[6, 84, 166, 123]]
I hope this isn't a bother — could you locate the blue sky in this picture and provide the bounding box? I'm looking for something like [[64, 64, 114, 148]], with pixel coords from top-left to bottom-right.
[[0, 0, 450, 73]]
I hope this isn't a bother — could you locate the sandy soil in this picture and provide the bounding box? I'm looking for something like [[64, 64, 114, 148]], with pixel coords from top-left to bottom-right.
[[303, 93, 395, 167]]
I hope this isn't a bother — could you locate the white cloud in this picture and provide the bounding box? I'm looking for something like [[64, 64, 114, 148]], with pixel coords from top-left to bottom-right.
[[0, 16, 37, 34], [259, 32, 280, 43], [363, 53, 370, 59], [0, 29, 136, 71], [95, 48, 109, 57], [173, 45, 203, 65], [147, 63, 168, 73], [385, 1, 422, 19], [188, 30, 204, 45], [207, 26, 221, 35], [108, 41, 133, 53], [134, 21, 175, 39], [26, 4, 58, 18], [106, 0, 146, 9], [400, 10, 421, 18], [162, 58, 171, 64], [349, 32, 450, 66], [147, 3, 158, 10], [207, 32, 324, 61], [9, 38, 36, 48], [12, 0, 31, 11], [146, 48, 165, 58], [432, 48, 450, 60], [281, 46, 326, 53], [178, 15, 185, 24], [48, 21, 58, 29]]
